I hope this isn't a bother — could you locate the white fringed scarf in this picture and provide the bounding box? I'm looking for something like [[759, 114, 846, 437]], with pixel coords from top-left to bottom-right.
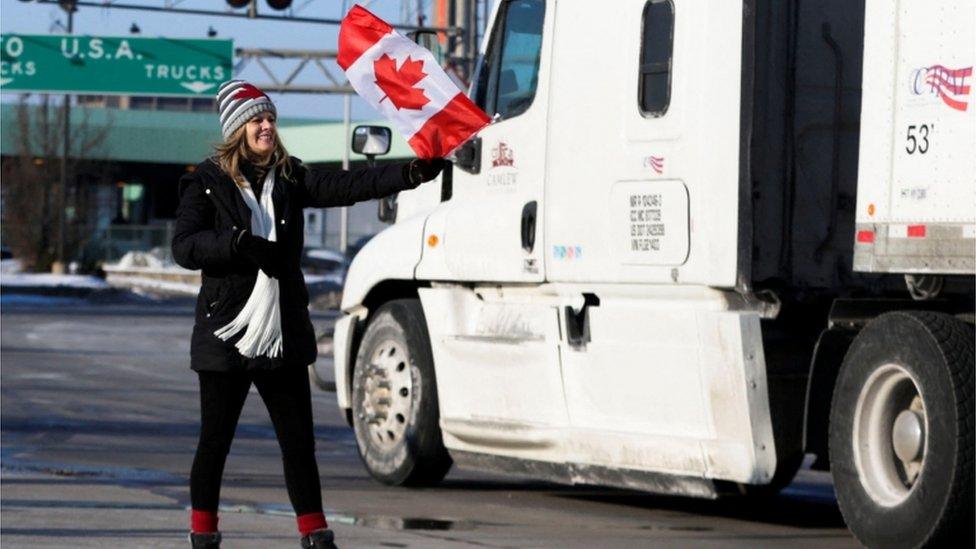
[[213, 169, 283, 358]]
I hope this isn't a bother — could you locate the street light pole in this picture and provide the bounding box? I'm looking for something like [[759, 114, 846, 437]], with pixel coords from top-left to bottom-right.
[[56, 2, 75, 272], [339, 93, 351, 253]]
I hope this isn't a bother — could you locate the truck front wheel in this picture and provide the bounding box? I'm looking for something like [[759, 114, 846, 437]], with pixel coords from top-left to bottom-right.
[[829, 311, 974, 548], [351, 299, 452, 486]]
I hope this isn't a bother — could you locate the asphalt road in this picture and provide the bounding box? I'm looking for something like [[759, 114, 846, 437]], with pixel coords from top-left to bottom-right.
[[0, 303, 858, 548]]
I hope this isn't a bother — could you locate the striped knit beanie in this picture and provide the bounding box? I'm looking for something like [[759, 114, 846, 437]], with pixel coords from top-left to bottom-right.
[[216, 80, 277, 140]]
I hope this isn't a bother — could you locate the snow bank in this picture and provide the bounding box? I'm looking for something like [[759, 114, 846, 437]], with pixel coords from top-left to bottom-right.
[[304, 273, 344, 286], [103, 250, 196, 277], [1, 259, 23, 274], [107, 275, 201, 295]]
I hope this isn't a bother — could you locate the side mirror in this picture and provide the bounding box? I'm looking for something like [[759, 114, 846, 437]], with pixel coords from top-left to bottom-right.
[[408, 30, 445, 64], [351, 125, 391, 157]]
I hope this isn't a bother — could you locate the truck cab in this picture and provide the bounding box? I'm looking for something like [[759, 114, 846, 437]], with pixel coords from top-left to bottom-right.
[[333, 1, 975, 546]]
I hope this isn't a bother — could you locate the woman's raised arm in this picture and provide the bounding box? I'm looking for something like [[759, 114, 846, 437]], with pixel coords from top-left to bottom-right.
[[295, 158, 444, 208]]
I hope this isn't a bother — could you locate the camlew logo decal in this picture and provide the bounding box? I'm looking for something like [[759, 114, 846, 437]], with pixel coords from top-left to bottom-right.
[[491, 142, 514, 168], [487, 141, 516, 188], [910, 65, 972, 111]]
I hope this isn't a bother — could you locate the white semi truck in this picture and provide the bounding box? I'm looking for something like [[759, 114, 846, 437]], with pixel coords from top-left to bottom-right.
[[330, 0, 975, 546]]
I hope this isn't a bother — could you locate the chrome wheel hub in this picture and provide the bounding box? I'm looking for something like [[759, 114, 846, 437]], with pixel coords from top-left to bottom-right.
[[359, 339, 413, 451], [852, 363, 927, 507]]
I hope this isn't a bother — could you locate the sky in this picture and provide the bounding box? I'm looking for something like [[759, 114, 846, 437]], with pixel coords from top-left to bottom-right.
[[0, 0, 458, 121]]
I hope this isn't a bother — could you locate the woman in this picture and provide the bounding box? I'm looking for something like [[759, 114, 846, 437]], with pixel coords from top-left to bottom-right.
[[172, 80, 443, 549]]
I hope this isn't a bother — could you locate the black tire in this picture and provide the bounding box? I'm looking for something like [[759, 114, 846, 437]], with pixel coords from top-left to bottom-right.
[[351, 299, 452, 486], [829, 311, 974, 548]]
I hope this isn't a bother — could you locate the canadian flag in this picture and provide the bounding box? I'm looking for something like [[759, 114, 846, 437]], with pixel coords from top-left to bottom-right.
[[338, 5, 491, 158]]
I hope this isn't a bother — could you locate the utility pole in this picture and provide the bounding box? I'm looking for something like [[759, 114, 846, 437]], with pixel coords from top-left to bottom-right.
[[444, 0, 478, 83], [55, 1, 75, 272], [466, 0, 477, 79]]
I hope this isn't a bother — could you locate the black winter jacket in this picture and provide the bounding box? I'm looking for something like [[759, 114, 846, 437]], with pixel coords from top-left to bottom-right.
[[172, 156, 416, 371]]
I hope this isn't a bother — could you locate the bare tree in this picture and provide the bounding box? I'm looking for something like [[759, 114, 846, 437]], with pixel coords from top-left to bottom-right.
[[1, 94, 113, 272]]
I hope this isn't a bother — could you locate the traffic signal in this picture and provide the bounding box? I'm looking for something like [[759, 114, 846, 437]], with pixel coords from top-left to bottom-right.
[[225, 0, 293, 9]]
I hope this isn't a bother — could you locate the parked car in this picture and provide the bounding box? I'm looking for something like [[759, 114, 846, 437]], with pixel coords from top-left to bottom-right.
[[301, 247, 348, 277]]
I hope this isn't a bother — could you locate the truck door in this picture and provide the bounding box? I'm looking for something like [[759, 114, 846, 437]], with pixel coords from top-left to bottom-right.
[[416, 0, 549, 283], [416, 1, 569, 457]]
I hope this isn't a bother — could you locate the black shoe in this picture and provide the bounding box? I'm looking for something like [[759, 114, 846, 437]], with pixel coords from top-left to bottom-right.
[[189, 531, 221, 548], [301, 528, 338, 549]]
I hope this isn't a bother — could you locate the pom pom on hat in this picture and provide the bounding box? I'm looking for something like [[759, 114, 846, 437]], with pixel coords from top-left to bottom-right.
[[216, 80, 276, 140]]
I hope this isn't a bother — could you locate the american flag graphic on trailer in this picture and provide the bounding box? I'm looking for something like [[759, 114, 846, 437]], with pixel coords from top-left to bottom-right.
[[648, 156, 664, 174], [911, 65, 973, 112]]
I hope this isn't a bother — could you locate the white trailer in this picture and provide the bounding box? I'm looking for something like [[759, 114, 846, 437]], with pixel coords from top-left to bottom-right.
[[331, 1, 975, 546], [855, 1, 976, 276]]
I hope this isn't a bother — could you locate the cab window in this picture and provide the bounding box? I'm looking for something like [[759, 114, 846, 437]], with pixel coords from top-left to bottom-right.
[[639, 0, 674, 116], [473, 0, 545, 120]]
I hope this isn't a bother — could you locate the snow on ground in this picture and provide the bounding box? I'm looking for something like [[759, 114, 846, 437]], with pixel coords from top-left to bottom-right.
[[1, 271, 338, 292], [0, 273, 110, 289], [1, 259, 23, 274], [105, 272, 341, 296]]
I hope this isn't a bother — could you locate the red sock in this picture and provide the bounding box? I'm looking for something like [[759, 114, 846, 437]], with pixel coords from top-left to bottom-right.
[[296, 512, 328, 536], [191, 509, 219, 533]]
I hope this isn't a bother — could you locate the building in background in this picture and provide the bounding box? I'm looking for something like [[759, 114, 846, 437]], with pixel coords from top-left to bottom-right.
[[0, 99, 412, 266], [76, 94, 215, 112]]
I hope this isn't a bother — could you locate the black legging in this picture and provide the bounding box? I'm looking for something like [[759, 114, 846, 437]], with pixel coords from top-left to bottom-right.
[[190, 367, 322, 515]]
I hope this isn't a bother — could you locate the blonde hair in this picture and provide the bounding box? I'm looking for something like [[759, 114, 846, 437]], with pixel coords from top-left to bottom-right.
[[214, 124, 291, 188]]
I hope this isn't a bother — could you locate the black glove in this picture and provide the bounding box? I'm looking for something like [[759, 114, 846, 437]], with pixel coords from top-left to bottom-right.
[[235, 230, 283, 278], [405, 158, 446, 186]]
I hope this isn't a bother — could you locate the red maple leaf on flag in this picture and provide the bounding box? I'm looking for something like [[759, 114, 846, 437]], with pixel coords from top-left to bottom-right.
[[374, 54, 430, 110]]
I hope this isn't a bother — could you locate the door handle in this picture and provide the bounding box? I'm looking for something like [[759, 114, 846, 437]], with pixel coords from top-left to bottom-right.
[[521, 201, 537, 253]]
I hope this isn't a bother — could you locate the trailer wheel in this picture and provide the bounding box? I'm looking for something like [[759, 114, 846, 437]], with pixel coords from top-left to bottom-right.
[[351, 299, 452, 486], [829, 311, 974, 548]]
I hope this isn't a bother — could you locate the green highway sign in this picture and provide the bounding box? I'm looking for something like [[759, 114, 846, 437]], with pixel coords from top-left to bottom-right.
[[0, 34, 233, 96]]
